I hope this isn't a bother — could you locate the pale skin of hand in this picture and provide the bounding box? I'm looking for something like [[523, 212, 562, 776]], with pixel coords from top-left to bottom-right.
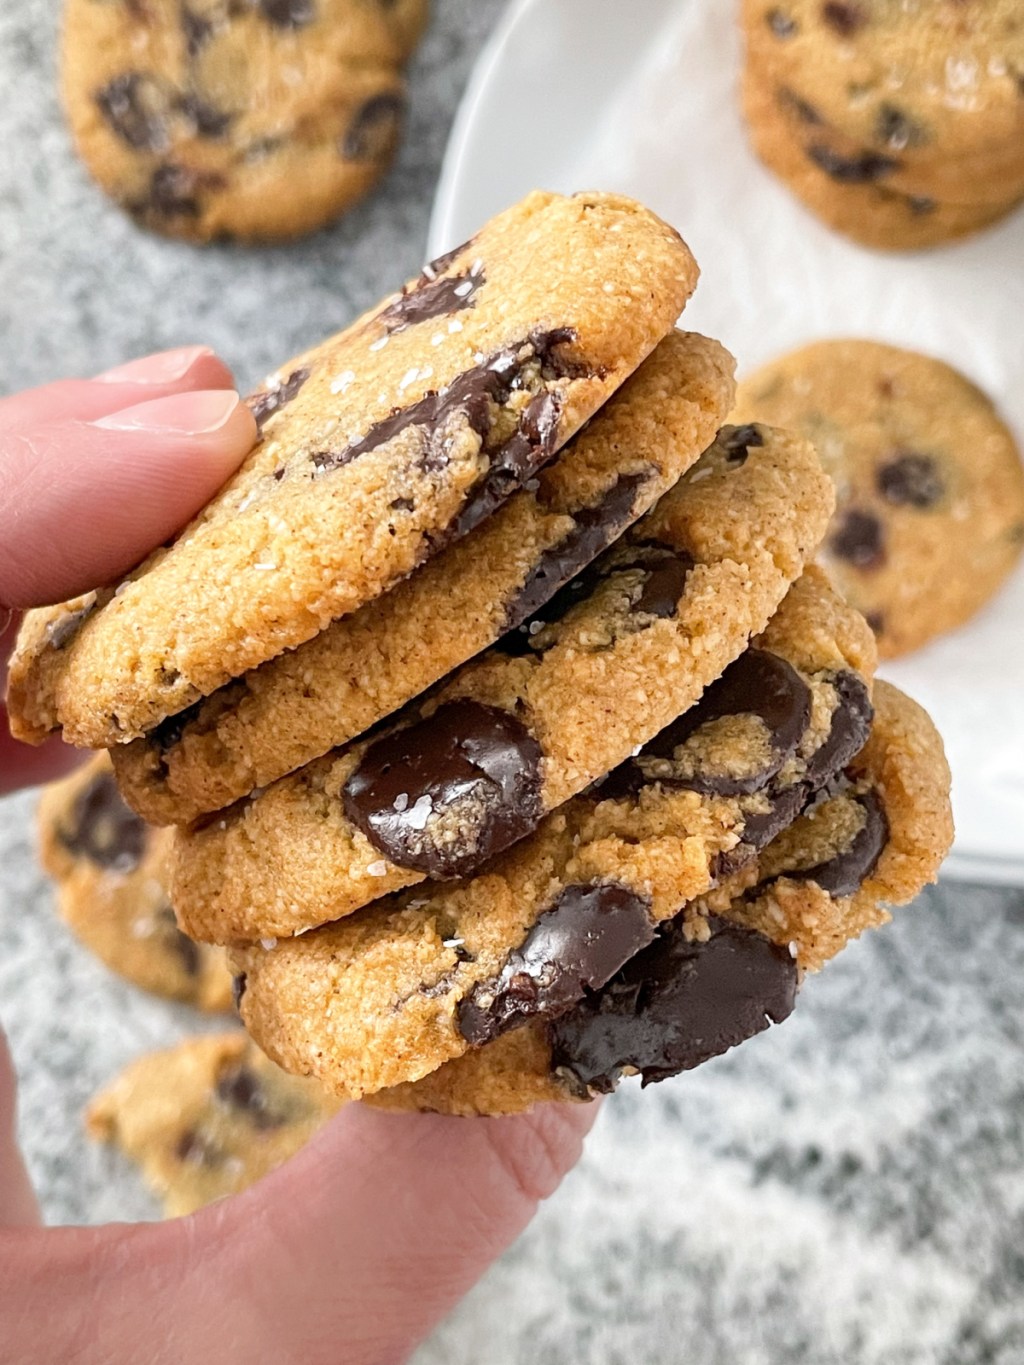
[[0, 347, 598, 1365]]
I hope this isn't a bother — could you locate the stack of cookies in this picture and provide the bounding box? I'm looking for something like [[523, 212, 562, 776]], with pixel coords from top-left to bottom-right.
[[10, 191, 952, 1116], [740, 0, 1024, 250]]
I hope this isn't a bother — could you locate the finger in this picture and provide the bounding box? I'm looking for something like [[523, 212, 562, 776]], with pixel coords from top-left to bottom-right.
[[0, 1102, 599, 1364], [0, 391, 256, 609], [0, 1029, 41, 1228], [0, 347, 236, 433]]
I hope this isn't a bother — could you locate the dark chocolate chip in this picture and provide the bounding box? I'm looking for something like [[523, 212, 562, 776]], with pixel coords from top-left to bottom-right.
[[144, 162, 205, 218], [766, 8, 797, 37], [807, 144, 899, 183], [789, 790, 888, 897], [865, 610, 885, 635], [232, 973, 248, 1011], [717, 783, 811, 876], [874, 103, 928, 152], [181, 7, 214, 56], [45, 599, 98, 651], [422, 235, 476, 279], [343, 701, 544, 878], [821, 2, 866, 36], [627, 543, 695, 620], [802, 670, 873, 789], [58, 769, 146, 873], [175, 1130, 221, 1165], [257, 0, 315, 28], [500, 472, 651, 635], [178, 93, 234, 139], [377, 264, 486, 335], [95, 73, 172, 151], [272, 466, 286, 482], [777, 87, 824, 126], [719, 423, 765, 465], [149, 696, 205, 758], [248, 365, 311, 433], [829, 508, 885, 568], [458, 883, 656, 1046], [876, 452, 944, 508], [342, 92, 405, 162], [156, 903, 202, 978], [216, 1064, 286, 1129], [550, 915, 798, 1092]]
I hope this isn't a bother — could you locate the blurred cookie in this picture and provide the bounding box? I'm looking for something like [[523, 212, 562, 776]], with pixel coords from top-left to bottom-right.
[[369, 681, 952, 1115], [86, 1034, 341, 1216], [9, 192, 698, 749], [38, 754, 232, 1012], [62, 0, 427, 242], [734, 340, 1024, 656]]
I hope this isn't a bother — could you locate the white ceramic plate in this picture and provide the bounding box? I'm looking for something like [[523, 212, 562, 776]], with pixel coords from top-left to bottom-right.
[[429, 0, 1024, 885]]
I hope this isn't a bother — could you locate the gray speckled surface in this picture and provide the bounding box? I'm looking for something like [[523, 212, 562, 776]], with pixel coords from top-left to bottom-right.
[[1, 1, 1023, 1360]]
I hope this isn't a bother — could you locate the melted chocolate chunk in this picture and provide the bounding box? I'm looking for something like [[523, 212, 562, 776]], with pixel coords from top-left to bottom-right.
[[176, 1130, 220, 1165], [144, 163, 205, 217], [629, 543, 695, 619], [422, 235, 476, 279], [46, 599, 98, 651], [876, 452, 944, 508], [821, 1, 866, 36], [550, 915, 798, 1091], [716, 784, 810, 877], [766, 7, 797, 37], [96, 73, 172, 151], [458, 884, 656, 1046], [807, 145, 899, 184], [342, 92, 405, 161], [777, 87, 823, 126], [216, 1065, 287, 1129], [248, 366, 311, 433], [232, 973, 248, 1011], [720, 423, 765, 465], [376, 264, 486, 334], [257, 0, 315, 27], [622, 650, 811, 798], [829, 508, 885, 568], [802, 671, 873, 788], [178, 94, 234, 139], [500, 472, 650, 634], [875, 103, 927, 152], [59, 769, 146, 873], [790, 790, 888, 897], [343, 701, 544, 878]]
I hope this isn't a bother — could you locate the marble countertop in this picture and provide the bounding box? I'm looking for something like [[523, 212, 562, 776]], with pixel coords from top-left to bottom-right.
[[1, 2, 1022, 1360]]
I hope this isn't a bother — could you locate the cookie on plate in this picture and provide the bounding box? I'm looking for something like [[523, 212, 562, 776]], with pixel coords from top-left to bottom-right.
[[112, 330, 737, 825], [8, 191, 699, 748], [172, 423, 835, 943], [369, 681, 952, 1115], [62, 0, 428, 242], [228, 565, 878, 1102], [733, 340, 1024, 657], [86, 1034, 342, 1216], [38, 754, 233, 1012]]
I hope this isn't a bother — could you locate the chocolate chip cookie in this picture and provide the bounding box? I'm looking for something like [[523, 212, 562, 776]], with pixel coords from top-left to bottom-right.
[[733, 340, 1024, 656], [8, 192, 699, 749], [38, 754, 233, 1012], [172, 423, 835, 944], [86, 1034, 341, 1216], [368, 680, 952, 1115], [110, 330, 737, 825], [228, 565, 879, 1102], [62, 0, 428, 242]]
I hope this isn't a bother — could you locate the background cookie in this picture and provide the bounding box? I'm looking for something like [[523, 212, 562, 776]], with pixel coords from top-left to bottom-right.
[[368, 681, 952, 1116], [9, 191, 699, 749], [62, 0, 428, 242], [86, 1034, 341, 1216], [38, 754, 233, 1012], [733, 340, 1024, 657], [171, 423, 834, 944], [112, 330, 737, 825]]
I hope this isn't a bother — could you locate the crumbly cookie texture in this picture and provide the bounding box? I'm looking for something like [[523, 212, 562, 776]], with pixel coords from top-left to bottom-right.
[[112, 331, 737, 825], [9, 191, 698, 748], [369, 680, 952, 1115], [733, 340, 1024, 656], [173, 423, 835, 943], [62, 0, 428, 243], [86, 1034, 342, 1217], [228, 566, 876, 1102], [38, 755, 232, 1012], [739, 1, 1024, 248]]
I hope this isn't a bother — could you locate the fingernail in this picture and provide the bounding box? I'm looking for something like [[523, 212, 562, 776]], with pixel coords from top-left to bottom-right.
[[93, 345, 215, 386], [93, 390, 244, 435]]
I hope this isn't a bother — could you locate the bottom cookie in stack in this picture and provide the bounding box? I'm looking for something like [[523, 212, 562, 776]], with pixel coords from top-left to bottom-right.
[[38, 754, 234, 1012], [86, 1035, 342, 1217], [369, 681, 951, 1114]]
